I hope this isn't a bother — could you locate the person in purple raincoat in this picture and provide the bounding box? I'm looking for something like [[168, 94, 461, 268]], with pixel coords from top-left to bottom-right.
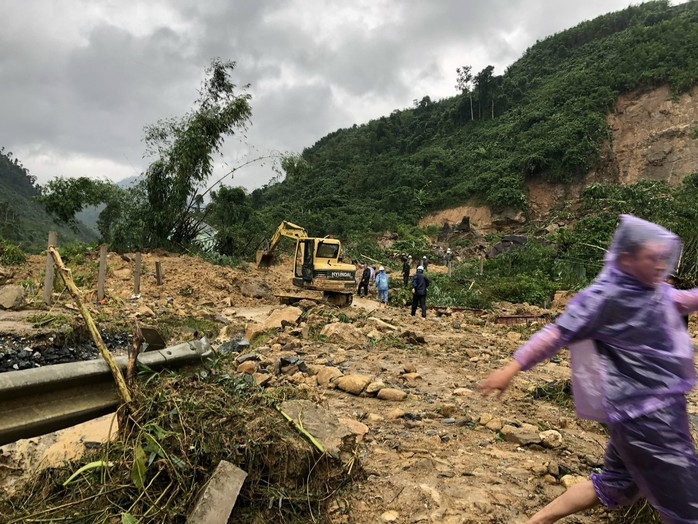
[[479, 215, 698, 524]]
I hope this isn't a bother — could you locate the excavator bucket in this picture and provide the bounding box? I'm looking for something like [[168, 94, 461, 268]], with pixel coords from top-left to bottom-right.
[[256, 250, 274, 268]]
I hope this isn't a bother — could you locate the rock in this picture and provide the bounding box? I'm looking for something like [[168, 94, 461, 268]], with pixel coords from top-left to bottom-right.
[[506, 331, 522, 341], [485, 418, 504, 431], [136, 304, 155, 318], [464, 347, 477, 358], [320, 322, 363, 343], [365, 380, 386, 395], [479, 413, 494, 425], [279, 400, 356, 459], [403, 363, 417, 374], [560, 474, 587, 489], [386, 408, 406, 419], [338, 417, 369, 441], [239, 281, 272, 299], [501, 424, 542, 445], [253, 373, 271, 386], [366, 413, 384, 423], [236, 353, 259, 364], [380, 510, 400, 522], [263, 306, 302, 330], [317, 366, 343, 387], [244, 321, 266, 342], [453, 388, 473, 396], [540, 429, 563, 449], [377, 388, 407, 401], [0, 285, 25, 310], [335, 374, 373, 395], [399, 372, 422, 384], [237, 361, 257, 374]]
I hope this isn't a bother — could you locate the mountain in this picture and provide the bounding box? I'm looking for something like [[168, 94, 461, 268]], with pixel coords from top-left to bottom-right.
[[248, 0, 698, 238], [0, 150, 98, 252]]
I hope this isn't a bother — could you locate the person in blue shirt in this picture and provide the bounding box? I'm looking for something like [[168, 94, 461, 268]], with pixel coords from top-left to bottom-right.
[[375, 266, 389, 307]]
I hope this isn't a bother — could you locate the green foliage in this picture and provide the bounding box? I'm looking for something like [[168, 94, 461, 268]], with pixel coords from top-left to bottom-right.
[[529, 380, 574, 408], [0, 239, 26, 265]]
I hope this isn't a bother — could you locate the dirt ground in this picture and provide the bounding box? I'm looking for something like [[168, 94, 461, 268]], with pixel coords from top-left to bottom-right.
[[2, 250, 698, 523]]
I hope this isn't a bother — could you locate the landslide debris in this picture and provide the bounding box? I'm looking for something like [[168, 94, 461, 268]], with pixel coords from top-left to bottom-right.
[[2, 248, 695, 522]]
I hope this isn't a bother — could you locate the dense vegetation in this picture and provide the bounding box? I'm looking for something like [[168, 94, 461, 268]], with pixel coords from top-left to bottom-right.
[[250, 0, 698, 238], [0, 149, 97, 252]]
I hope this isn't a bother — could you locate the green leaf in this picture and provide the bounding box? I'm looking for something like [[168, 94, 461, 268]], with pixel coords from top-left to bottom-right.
[[121, 513, 138, 524], [131, 445, 147, 489], [63, 460, 108, 487]]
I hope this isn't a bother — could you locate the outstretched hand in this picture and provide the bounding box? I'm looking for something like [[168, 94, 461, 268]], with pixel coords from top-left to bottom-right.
[[477, 360, 522, 398]]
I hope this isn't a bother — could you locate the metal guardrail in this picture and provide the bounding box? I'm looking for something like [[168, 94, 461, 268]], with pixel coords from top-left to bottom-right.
[[0, 338, 212, 446]]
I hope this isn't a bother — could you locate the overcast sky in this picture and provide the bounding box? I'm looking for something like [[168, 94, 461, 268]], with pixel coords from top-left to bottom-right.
[[0, 0, 684, 192]]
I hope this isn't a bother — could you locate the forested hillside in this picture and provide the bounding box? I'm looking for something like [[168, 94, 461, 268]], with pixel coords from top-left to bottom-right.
[[0, 150, 97, 252], [249, 0, 698, 238]]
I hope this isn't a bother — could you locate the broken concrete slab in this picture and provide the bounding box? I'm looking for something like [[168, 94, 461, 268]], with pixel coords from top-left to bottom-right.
[[187, 460, 247, 524]]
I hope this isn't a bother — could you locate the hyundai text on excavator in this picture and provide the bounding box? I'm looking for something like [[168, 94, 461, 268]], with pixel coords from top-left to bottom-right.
[[256, 221, 356, 306]]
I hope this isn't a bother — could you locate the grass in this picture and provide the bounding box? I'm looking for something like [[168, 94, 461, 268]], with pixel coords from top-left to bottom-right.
[[0, 354, 360, 523], [528, 379, 574, 408]]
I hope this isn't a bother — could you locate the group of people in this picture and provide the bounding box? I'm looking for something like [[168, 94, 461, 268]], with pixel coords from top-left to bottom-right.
[[356, 263, 389, 307], [356, 254, 432, 316]]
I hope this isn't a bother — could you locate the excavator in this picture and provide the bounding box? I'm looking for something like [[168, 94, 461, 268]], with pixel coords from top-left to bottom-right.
[[256, 221, 356, 306]]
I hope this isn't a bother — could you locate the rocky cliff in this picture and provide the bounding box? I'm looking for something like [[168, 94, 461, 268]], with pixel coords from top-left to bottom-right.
[[423, 85, 698, 230]]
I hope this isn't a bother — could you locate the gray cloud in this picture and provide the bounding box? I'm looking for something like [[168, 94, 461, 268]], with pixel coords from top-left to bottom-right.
[[0, 0, 686, 189]]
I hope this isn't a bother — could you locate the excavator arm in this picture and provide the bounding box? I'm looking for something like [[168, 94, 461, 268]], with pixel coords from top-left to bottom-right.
[[256, 221, 308, 267]]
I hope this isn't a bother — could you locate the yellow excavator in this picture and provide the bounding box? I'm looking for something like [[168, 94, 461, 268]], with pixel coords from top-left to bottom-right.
[[256, 221, 356, 306]]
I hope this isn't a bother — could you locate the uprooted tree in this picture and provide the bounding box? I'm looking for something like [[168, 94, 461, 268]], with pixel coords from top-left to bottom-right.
[[39, 58, 258, 253]]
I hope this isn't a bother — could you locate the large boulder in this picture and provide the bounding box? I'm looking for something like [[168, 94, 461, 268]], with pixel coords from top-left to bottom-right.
[[279, 400, 357, 460], [0, 285, 26, 310], [263, 306, 303, 330]]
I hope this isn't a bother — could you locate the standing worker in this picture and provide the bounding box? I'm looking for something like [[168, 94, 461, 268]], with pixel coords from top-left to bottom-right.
[[421, 255, 428, 271], [375, 266, 389, 307], [357, 264, 370, 296], [411, 265, 430, 318], [445, 248, 453, 277], [402, 256, 412, 288], [478, 215, 698, 523]]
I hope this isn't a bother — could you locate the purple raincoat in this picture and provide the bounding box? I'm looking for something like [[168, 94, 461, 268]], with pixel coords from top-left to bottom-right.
[[512, 215, 698, 522]]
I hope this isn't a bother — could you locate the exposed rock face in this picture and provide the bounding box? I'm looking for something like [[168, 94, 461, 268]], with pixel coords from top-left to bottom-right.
[[422, 85, 698, 224], [528, 85, 698, 218], [609, 85, 698, 185]]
